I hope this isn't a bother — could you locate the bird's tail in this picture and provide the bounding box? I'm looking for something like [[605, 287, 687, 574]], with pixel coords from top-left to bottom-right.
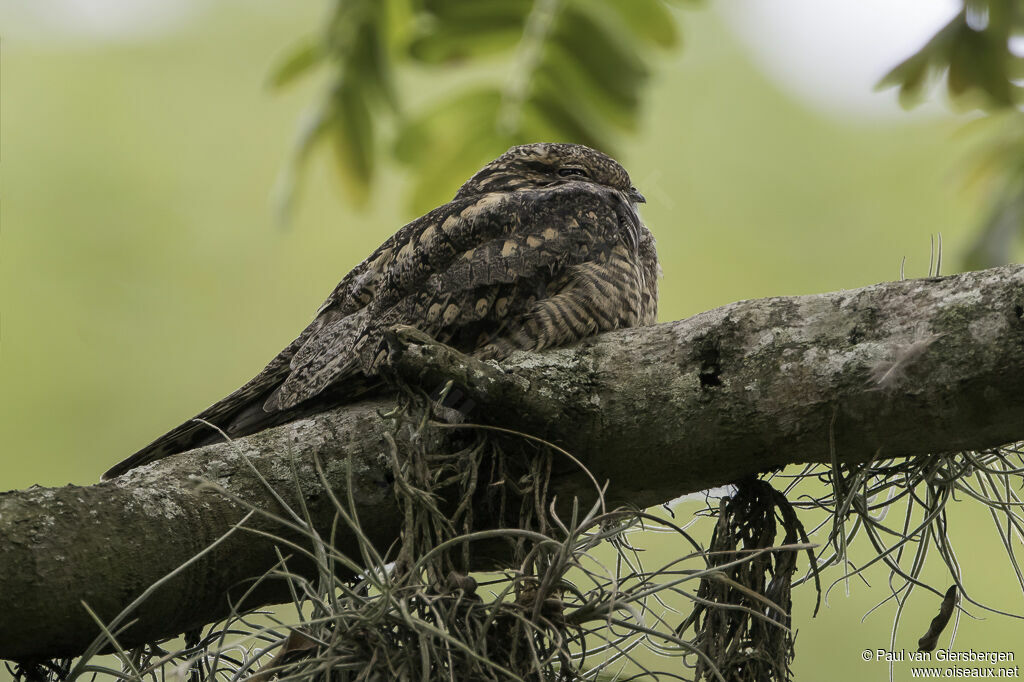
[[100, 374, 285, 480]]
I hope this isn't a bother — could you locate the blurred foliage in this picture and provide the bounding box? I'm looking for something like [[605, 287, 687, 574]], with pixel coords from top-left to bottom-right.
[[277, 0, 1024, 269], [270, 0, 692, 213], [878, 0, 1024, 269]]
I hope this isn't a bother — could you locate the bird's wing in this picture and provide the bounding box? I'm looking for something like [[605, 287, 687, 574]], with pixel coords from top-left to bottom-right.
[[100, 324, 317, 480], [267, 184, 635, 410], [104, 184, 635, 479], [101, 203, 473, 479]]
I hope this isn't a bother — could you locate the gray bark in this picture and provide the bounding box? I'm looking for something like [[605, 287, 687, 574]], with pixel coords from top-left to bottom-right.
[[3, 264, 1024, 660]]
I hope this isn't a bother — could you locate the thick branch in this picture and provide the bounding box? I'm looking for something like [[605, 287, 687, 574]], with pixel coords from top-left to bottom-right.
[[3, 264, 1024, 660]]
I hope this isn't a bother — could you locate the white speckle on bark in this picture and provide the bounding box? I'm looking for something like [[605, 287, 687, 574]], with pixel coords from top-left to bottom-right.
[[969, 313, 1004, 346]]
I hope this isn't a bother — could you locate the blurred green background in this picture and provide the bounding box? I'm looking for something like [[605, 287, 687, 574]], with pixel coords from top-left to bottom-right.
[[1, 1, 1020, 679]]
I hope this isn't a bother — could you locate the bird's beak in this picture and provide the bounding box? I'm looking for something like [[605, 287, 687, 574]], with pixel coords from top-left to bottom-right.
[[628, 187, 646, 204]]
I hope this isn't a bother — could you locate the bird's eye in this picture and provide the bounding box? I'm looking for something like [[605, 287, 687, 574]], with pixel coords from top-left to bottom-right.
[[557, 167, 588, 178]]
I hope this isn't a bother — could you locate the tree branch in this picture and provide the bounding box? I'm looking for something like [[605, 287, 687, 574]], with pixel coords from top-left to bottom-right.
[[4, 264, 1024, 660]]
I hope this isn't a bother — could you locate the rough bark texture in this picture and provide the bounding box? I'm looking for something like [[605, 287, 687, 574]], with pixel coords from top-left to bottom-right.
[[3, 264, 1024, 660]]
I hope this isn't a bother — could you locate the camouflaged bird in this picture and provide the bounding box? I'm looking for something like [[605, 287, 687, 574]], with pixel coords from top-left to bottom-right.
[[102, 143, 659, 480]]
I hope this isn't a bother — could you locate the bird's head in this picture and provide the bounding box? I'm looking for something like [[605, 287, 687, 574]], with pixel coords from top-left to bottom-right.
[[455, 143, 645, 204]]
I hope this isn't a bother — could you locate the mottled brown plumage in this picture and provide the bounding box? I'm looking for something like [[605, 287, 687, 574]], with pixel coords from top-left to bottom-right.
[[103, 143, 659, 480]]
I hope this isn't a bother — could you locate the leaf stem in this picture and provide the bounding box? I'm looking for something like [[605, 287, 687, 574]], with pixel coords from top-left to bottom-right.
[[499, 0, 563, 135]]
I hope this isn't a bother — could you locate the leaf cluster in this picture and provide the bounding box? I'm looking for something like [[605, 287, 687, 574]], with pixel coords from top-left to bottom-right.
[[270, 0, 691, 213], [879, 2, 1023, 110], [878, 0, 1024, 267]]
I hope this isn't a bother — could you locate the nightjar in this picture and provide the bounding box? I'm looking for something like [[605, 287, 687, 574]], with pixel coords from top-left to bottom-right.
[[103, 143, 658, 479]]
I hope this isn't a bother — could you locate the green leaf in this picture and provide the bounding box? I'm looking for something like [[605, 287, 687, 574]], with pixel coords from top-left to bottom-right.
[[407, 133, 511, 214], [592, 0, 679, 49], [350, 17, 399, 112], [523, 84, 608, 152], [877, 11, 962, 108], [267, 38, 324, 90], [946, 26, 977, 97], [1007, 54, 1024, 80], [537, 42, 639, 131], [331, 82, 375, 206], [393, 88, 510, 212], [409, 24, 523, 63], [878, 50, 934, 108], [947, 25, 1015, 107], [393, 88, 503, 166], [552, 6, 649, 110], [421, 0, 532, 23], [384, 0, 420, 46], [409, 0, 531, 63]]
